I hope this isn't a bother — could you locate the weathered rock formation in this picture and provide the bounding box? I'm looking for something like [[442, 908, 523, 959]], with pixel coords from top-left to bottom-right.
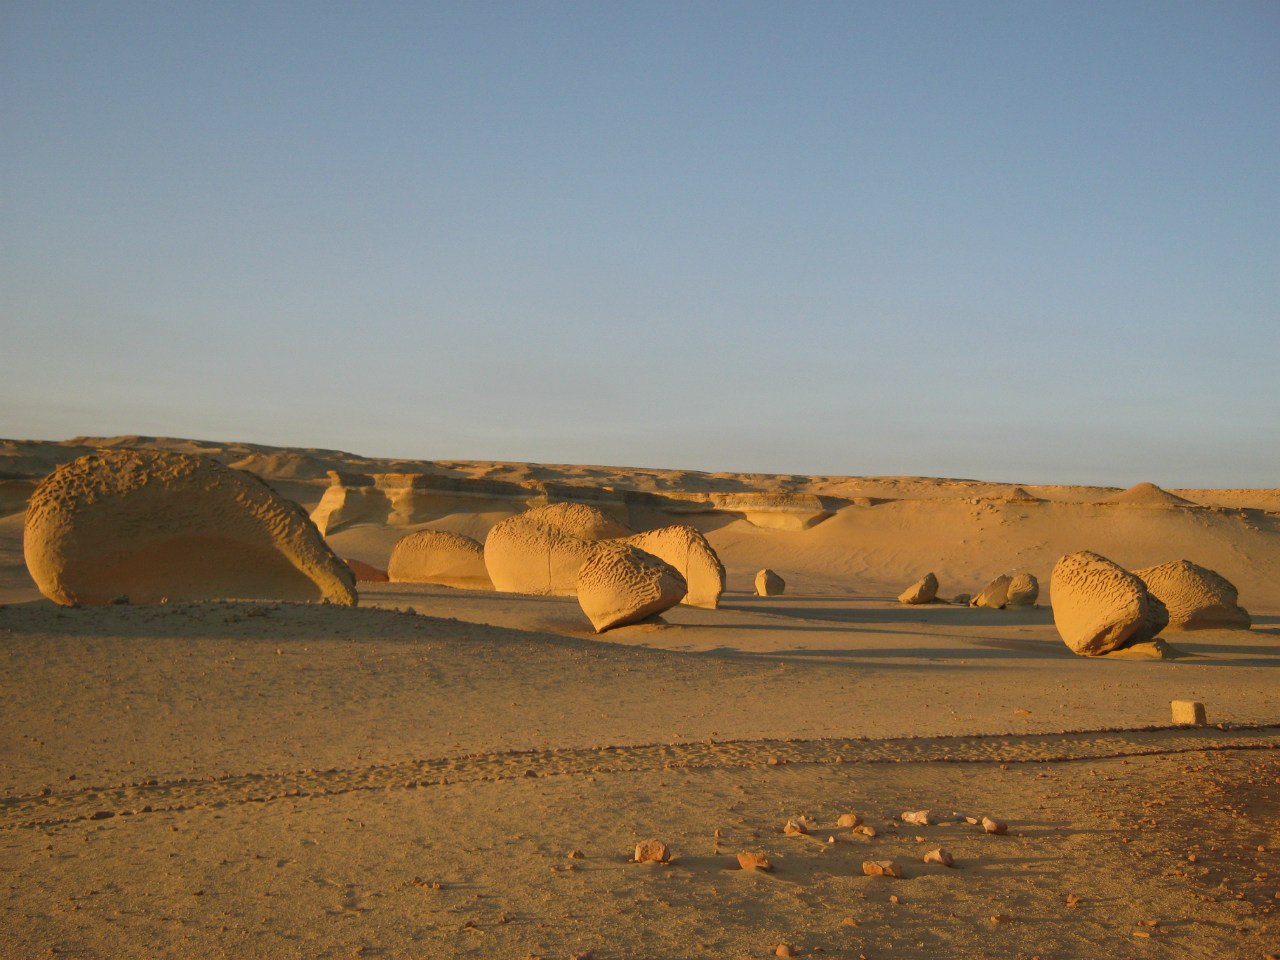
[[24, 450, 357, 606], [898, 573, 938, 605], [755, 569, 785, 596], [623, 525, 725, 608], [387, 530, 491, 589], [1050, 551, 1167, 655], [1005, 573, 1039, 607], [484, 513, 603, 596], [576, 543, 686, 632], [1134, 560, 1250, 630], [521, 501, 631, 540], [970, 574, 1013, 609]]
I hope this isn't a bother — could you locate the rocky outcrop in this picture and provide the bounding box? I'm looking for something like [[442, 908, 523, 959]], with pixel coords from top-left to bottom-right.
[[1050, 551, 1167, 655], [755, 569, 785, 596], [1134, 560, 1250, 630], [576, 543, 686, 632], [623, 525, 725, 608], [24, 450, 356, 606], [898, 573, 938, 605], [387, 530, 491, 589]]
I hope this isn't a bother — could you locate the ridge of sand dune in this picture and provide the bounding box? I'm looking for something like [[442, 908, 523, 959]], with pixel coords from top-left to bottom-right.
[[1104, 481, 1196, 507]]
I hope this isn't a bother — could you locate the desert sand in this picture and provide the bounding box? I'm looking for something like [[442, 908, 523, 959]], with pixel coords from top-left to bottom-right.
[[1, 436, 1277, 959]]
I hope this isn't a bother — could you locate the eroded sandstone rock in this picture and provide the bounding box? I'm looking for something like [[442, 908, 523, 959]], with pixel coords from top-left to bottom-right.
[[576, 543, 686, 632], [1050, 551, 1167, 656]]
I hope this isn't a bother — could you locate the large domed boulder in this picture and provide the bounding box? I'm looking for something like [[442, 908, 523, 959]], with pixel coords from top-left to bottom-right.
[[1133, 560, 1250, 630], [898, 573, 938, 605], [1005, 573, 1039, 607], [387, 530, 491, 589], [576, 543, 686, 632], [24, 449, 356, 606], [521, 502, 631, 540], [1050, 551, 1167, 656], [484, 513, 603, 596], [623, 525, 725, 608]]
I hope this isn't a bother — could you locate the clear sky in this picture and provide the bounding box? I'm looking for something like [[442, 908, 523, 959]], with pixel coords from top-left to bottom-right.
[[3, 2, 1277, 486]]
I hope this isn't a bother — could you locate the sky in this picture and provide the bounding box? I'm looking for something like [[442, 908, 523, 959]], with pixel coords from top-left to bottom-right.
[[2, 1, 1278, 486]]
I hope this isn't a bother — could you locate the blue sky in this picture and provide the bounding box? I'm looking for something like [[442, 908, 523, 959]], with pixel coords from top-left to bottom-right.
[[3, 1, 1277, 485]]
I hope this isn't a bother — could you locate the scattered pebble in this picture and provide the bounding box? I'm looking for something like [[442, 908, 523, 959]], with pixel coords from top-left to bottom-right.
[[836, 813, 862, 828], [923, 848, 954, 867], [737, 852, 772, 871], [982, 817, 1008, 835], [784, 819, 809, 836], [862, 860, 903, 878], [902, 810, 930, 826], [774, 945, 794, 958], [853, 825, 877, 838]]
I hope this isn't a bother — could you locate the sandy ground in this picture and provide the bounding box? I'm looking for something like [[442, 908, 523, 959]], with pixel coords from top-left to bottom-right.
[[2, 441, 1279, 958]]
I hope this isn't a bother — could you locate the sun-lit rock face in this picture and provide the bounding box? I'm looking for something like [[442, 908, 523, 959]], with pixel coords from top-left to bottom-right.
[[754, 569, 785, 596], [1134, 560, 1250, 630], [520, 501, 632, 540], [898, 572, 938, 605], [387, 530, 490, 589], [24, 449, 356, 606], [623, 525, 725, 608], [576, 542, 686, 632], [970, 574, 1013, 609], [1050, 551, 1167, 656], [483, 513, 603, 596], [1005, 573, 1040, 607]]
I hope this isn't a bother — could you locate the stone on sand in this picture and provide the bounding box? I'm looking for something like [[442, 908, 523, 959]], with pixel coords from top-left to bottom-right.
[[901, 810, 931, 826], [24, 449, 356, 606], [1005, 572, 1039, 607], [971, 574, 1013, 609], [982, 816, 1008, 835], [387, 530, 491, 589], [862, 860, 904, 878], [1134, 560, 1250, 630], [633, 839, 670, 863], [836, 813, 862, 828], [755, 569, 785, 596], [736, 851, 772, 871], [1050, 551, 1168, 656], [898, 573, 938, 605], [923, 848, 954, 866], [1171, 700, 1207, 725], [576, 543, 686, 632], [624, 525, 726, 609], [483, 512, 605, 596]]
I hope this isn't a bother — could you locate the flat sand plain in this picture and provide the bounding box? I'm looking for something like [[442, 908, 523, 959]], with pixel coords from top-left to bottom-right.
[[1, 439, 1277, 958]]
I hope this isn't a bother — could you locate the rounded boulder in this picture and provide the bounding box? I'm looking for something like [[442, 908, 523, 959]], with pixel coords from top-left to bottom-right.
[[387, 530, 491, 589], [1050, 551, 1167, 656], [577, 543, 687, 632], [24, 449, 356, 606]]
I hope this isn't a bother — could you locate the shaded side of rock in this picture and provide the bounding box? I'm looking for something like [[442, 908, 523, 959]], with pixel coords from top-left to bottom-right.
[[898, 572, 938, 605], [971, 574, 1012, 609], [755, 569, 785, 596], [624, 525, 725, 609]]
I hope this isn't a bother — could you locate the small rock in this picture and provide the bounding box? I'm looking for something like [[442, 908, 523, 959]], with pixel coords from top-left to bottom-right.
[[755, 569, 786, 596], [989, 914, 1011, 924], [862, 860, 903, 878], [784, 819, 809, 836], [567, 850, 584, 859], [836, 813, 862, 828], [982, 817, 1008, 835], [902, 810, 930, 826], [1171, 700, 1207, 726], [737, 852, 772, 871], [923, 848, 954, 867], [853, 825, 877, 838], [633, 839, 670, 863], [775, 945, 794, 958], [1066, 893, 1081, 908]]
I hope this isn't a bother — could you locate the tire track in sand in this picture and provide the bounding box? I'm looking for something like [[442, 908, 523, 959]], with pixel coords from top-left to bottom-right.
[[4, 723, 1276, 830]]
